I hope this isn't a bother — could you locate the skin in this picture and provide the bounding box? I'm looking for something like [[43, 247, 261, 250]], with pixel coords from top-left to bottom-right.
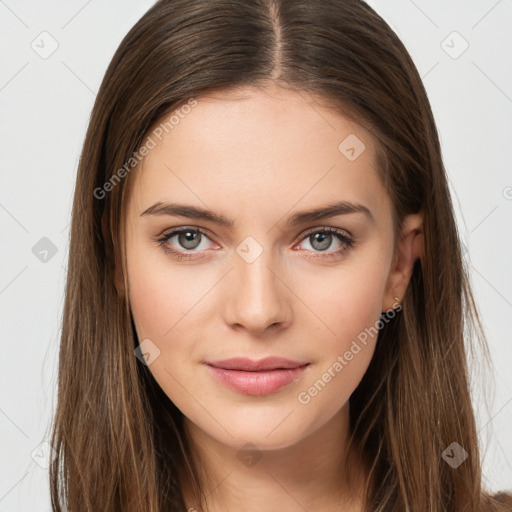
[[120, 83, 423, 511]]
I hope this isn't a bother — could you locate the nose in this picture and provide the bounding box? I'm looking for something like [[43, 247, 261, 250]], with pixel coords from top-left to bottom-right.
[[223, 248, 291, 336]]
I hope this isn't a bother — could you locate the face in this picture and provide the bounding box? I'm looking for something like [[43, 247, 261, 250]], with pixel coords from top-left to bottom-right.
[[123, 83, 406, 451]]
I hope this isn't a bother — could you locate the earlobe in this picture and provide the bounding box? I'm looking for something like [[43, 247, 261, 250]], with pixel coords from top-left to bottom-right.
[[382, 211, 424, 312]]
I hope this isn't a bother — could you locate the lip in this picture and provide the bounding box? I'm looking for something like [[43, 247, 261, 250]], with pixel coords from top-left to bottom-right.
[[206, 356, 309, 371], [204, 357, 310, 396]]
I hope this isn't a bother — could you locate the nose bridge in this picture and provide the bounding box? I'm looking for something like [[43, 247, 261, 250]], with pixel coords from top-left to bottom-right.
[[224, 236, 289, 333]]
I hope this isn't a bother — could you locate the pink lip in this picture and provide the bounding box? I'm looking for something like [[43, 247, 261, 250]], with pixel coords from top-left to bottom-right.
[[204, 357, 310, 396]]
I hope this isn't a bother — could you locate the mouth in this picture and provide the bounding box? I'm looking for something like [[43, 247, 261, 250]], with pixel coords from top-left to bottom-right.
[[204, 357, 310, 396]]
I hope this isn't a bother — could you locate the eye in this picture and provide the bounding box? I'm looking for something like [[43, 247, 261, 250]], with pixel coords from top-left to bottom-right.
[[294, 227, 356, 259], [155, 226, 356, 261], [156, 227, 215, 259]]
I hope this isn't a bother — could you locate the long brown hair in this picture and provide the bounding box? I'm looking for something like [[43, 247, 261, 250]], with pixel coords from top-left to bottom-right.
[[48, 0, 512, 510]]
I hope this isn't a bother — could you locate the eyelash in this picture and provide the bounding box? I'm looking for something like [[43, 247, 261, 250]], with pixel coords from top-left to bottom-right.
[[155, 226, 357, 261]]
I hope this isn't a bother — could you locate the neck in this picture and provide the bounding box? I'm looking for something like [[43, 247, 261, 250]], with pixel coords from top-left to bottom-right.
[[179, 403, 368, 512]]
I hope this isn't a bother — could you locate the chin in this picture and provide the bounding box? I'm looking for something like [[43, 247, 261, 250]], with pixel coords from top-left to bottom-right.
[[191, 407, 316, 452]]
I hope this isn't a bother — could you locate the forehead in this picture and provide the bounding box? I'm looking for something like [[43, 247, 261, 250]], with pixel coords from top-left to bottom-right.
[[129, 84, 390, 222]]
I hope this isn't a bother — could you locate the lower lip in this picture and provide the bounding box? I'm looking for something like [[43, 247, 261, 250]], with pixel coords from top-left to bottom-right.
[[205, 364, 309, 396]]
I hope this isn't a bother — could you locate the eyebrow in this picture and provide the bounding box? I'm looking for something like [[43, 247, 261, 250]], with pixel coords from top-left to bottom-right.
[[140, 200, 374, 227]]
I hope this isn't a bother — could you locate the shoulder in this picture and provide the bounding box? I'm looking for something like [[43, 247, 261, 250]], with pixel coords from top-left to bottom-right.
[[482, 491, 512, 511]]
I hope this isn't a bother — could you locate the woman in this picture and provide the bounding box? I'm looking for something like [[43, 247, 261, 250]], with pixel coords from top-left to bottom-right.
[[49, 0, 512, 510]]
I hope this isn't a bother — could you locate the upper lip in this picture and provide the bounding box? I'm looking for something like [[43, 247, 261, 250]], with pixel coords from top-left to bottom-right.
[[205, 357, 309, 371]]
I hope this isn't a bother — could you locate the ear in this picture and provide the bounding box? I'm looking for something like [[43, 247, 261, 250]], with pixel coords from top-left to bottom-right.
[[382, 211, 424, 312]]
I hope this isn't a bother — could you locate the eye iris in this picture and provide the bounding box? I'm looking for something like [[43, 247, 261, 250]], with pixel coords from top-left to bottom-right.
[[311, 232, 332, 251], [179, 230, 201, 250]]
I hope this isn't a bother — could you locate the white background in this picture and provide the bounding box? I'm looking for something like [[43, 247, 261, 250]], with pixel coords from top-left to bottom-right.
[[0, 1, 511, 509]]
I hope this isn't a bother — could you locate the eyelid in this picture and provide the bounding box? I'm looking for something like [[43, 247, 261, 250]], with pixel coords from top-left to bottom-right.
[[156, 225, 352, 242], [156, 225, 353, 240], [156, 226, 218, 249], [298, 225, 353, 239], [155, 224, 356, 258], [157, 225, 213, 239]]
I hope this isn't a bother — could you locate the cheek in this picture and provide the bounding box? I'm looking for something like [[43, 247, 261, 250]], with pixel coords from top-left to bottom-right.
[[126, 247, 199, 340], [293, 264, 386, 425], [298, 256, 389, 349], [291, 253, 389, 403], [124, 237, 391, 447], [126, 256, 205, 405]]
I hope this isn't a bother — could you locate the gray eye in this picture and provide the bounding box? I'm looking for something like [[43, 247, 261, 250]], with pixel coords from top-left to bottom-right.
[[177, 230, 202, 250], [309, 232, 333, 251]]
